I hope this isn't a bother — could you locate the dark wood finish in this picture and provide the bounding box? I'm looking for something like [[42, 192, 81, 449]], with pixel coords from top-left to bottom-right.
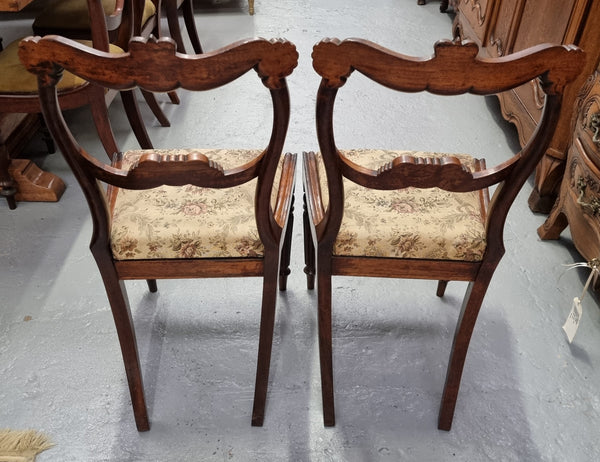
[[304, 38, 583, 431], [20, 35, 298, 431], [453, 0, 600, 212], [32, 0, 170, 133], [164, 0, 203, 54], [539, 71, 600, 284]]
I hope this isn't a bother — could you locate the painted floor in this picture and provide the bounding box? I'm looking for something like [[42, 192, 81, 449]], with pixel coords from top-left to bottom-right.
[[2, 0, 600, 460]]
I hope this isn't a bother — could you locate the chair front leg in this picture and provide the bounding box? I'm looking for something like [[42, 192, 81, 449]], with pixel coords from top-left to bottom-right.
[[99, 269, 150, 431]]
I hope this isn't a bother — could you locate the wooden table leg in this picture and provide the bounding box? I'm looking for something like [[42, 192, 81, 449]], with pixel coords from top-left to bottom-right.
[[1, 113, 66, 209]]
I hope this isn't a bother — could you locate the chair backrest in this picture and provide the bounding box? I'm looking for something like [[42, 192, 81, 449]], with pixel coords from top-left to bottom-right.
[[311, 38, 584, 256], [19, 35, 298, 250]]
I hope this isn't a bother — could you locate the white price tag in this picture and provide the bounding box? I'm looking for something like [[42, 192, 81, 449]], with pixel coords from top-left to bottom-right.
[[562, 297, 583, 343]]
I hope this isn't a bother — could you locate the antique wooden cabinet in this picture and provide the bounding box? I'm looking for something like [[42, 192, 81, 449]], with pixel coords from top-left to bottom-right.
[[538, 71, 600, 269], [453, 0, 600, 212]]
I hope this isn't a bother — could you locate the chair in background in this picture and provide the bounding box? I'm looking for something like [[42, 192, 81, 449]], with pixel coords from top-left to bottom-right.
[[20, 34, 298, 430], [304, 38, 583, 430], [32, 0, 178, 128], [164, 0, 203, 53], [0, 0, 150, 209]]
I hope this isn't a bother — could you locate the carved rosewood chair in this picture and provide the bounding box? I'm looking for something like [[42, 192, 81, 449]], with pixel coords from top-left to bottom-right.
[[19, 35, 298, 430], [0, 0, 150, 209], [304, 38, 583, 430]]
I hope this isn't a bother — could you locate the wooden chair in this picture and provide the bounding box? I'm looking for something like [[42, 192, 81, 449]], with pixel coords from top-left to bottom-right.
[[0, 0, 151, 209], [19, 34, 297, 431], [304, 38, 583, 430], [164, 0, 203, 53], [32, 0, 177, 128]]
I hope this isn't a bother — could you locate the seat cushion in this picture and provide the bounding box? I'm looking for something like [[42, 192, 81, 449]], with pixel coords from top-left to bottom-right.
[[316, 149, 487, 262], [110, 148, 281, 260], [0, 39, 122, 94], [33, 0, 156, 32]]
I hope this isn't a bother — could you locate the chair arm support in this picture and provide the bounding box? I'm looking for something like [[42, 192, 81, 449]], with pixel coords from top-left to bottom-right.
[[273, 153, 297, 228]]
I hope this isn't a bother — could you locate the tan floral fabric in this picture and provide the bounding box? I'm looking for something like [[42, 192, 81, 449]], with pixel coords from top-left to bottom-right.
[[316, 149, 487, 261], [110, 149, 280, 260]]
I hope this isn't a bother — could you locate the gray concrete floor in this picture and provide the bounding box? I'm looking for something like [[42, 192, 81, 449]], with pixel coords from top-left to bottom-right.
[[2, 0, 600, 460]]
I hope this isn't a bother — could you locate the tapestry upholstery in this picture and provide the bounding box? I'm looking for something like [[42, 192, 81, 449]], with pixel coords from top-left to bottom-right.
[[109, 148, 280, 260], [316, 149, 487, 261]]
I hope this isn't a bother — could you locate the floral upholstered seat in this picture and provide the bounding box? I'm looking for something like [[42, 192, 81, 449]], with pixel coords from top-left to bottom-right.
[[110, 148, 281, 260], [315, 149, 487, 261]]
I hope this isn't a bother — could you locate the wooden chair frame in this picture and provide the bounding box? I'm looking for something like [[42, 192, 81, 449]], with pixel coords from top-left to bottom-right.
[[19, 34, 298, 431], [304, 38, 584, 430]]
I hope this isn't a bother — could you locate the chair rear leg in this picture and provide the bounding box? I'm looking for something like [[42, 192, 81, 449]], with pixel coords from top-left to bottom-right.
[[251, 255, 279, 426], [317, 254, 335, 426], [279, 194, 294, 291], [146, 279, 158, 293], [437, 280, 448, 297], [438, 271, 493, 431], [303, 191, 316, 290], [182, 0, 203, 53], [100, 271, 150, 431]]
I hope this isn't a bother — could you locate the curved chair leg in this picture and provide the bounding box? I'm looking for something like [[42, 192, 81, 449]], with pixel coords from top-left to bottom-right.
[[279, 194, 294, 291], [88, 87, 119, 159], [248, 0, 254, 15], [120, 90, 153, 150], [303, 191, 316, 290], [141, 90, 171, 127], [165, 0, 186, 52], [438, 270, 494, 431], [251, 255, 279, 426], [98, 264, 150, 431], [317, 252, 335, 427], [182, 0, 203, 53]]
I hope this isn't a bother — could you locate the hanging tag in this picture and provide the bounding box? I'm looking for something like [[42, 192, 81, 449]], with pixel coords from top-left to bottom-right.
[[561, 258, 599, 343], [563, 297, 583, 343]]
